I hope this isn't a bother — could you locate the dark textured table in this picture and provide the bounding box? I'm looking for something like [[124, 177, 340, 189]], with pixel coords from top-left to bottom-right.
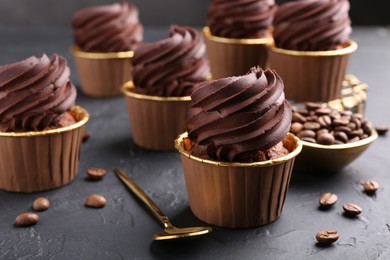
[[0, 27, 390, 260]]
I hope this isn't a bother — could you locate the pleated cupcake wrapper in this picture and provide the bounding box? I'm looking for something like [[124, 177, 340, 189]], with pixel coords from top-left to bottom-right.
[[175, 133, 302, 228], [203, 27, 273, 79], [268, 41, 358, 102], [0, 106, 89, 192], [72, 46, 134, 97], [123, 82, 191, 151]]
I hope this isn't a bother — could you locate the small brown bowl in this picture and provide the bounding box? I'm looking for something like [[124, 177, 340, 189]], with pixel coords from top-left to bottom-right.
[[295, 130, 378, 173]]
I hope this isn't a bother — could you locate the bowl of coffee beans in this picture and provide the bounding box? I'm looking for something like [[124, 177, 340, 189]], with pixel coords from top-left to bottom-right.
[[291, 102, 378, 173]]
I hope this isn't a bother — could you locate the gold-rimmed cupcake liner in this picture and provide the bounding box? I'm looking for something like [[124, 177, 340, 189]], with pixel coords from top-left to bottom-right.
[[175, 132, 302, 228], [123, 81, 191, 151], [203, 27, 273, 79], [0, 106, 89, 192], [295, 130, 378, 173], [71, 46, 134, 97], [268, 40, 358, 102]]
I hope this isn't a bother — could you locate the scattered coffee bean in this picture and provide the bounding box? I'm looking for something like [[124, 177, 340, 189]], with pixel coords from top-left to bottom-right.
[[33, 197, 50, 211], [343, 203, 362, 216], [305, 102, 322, 111], [291, 104, 373, 145], [319, 193, 338, 207], [363, 180, 379, 194], [316, 230, 339, 245], [87, 168, 106, 180], [15, 212, 39, 227], [375, 124, 389, 136], [82, 131, 91, 143], [85, 194, 107, 208]]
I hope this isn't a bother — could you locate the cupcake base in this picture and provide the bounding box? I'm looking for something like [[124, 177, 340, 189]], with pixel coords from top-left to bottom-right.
[[72, 46, 133, 97], [203, 27, 273, 79], [268, 41, 358, 102], [175, 133, 302, 228], [0, 106, 89, 192], [123, 82, 191, 151]]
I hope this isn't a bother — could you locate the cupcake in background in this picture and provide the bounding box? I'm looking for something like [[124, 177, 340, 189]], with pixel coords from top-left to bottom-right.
[[175, 67, 302, 228], [123, 25, 209, 151], [0, 54, 89, 192], [268, 0, 357, 102], [72, 2, 143, 97], [204, 0, 276, 79]]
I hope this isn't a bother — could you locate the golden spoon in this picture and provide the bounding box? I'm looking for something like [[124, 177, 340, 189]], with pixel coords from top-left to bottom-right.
[[114, 167, 212, 240]]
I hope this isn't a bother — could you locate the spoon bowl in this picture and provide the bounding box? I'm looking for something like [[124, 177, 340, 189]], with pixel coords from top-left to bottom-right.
[[114, 168, 212, 241]]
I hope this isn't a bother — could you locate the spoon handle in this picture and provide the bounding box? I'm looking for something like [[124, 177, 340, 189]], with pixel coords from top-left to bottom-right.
[[114, 167, 172, 228]]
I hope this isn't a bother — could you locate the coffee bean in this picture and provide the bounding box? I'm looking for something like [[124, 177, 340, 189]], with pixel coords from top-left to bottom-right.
[[333, 118, 349, 126], [348, 136, 360, 143], [329, 110, 341, 119], [290, 122, 303, 134], [334, 132, 349, 143], [333, 140, 344, 145], [297, 130, 316, 139], [319, 193, 338, 207], [305, 102, 322, 111], [301, 137, 316, 143], [351, 129, 364, 137], [87, 168, 106, 180], [85, 194, 107, 208], [316, 230, 339, 245], [15, 212, 39, 227], [295, 108, 309, 116], [303, 122, 321, 131], [315, 108, 332, 116], [351, 117, 361, 129], [317, 133, 335, 145], [375, 125, 389, 136], [363, 180, 379, 194], [347, 122, 357, 130], [334, 126, 352, 135], [33, 197, 50, 211], [292, 112, 307, 123], [340, 110, 353, 116], [317, 115, 332, 127], [317, 128, 329, 135], [343, 203, 362, 216]]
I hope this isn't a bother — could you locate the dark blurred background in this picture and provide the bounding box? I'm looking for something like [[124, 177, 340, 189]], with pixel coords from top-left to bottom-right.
[[0, 0, 389, 27]]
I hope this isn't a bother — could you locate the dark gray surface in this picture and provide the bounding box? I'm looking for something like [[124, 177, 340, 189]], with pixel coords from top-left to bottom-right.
[[1, 26, 390, 259], [0, 0, 389, 26]]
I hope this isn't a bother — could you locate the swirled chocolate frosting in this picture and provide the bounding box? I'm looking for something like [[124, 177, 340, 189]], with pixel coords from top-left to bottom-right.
[[0, 54, 77, 132], [273, 0, 352, 51], [207, 0, 276, 38], [72, 2, 143, 52], [186, 67, 292, 162], [132, 25, 210, 97]]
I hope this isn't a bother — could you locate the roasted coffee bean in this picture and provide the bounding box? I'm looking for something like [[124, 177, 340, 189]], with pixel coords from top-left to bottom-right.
[[295, 108, 309, 116], [319, 193, 338, 207], [333, 140, 344, 145], [343, 203, 362, 216], [334, 126, 352, 135], [352, 113, 363, 120], [375, 125, 389, 136], [301, 137, 316, 143], [87, 168, 106, 180], [292, 112, 307, 123], [317, 115, 332, 127], [290, 122, 303, 134], [15, 212, 39, 227], [33, 197, 50, 211], [340, 110, 353, 116], [305, 102, 322, 111], [297, 130, 316, 139], [85, 194, 107, 208], [317, 133, 335, 145], [363, 180, 379, 194], [333, 118, 349, 126], [347, 122, 357, 130], [317, 129, 329, 135], [348, 136, 360, 143], [351, 129, 364, 137], [316, 230, 339, 245], [315, 108, 332, 116], [361, 134, 369, 139], [334, 132, 349, 143], [351, 117, 361, 129], [303, 122, 321, 131]]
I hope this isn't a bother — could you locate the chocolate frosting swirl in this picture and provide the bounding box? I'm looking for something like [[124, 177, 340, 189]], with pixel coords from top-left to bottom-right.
[[186, 67, 292, 162], [132, 25, 210, 97], [207, 0, 276, 38], [0, 54, 77, 132], [273, 0, 352, 51], [72, 2, 143, 52]]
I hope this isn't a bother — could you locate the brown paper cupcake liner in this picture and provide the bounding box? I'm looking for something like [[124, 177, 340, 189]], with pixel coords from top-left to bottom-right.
[[72, 46, 134, 97], [268, 41, 358, 102], [123, 82, 191, 151], [203, 27, 273, 79], [175, 133, 302, 228], [0, 106, 89, 192]]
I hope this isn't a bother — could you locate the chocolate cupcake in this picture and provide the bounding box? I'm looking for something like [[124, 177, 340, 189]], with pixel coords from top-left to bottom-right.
[[123, 25, 209, 150], [268, 0, 357, 102], [0, 54, 89, 192], [175, 67, 302, 228], [72, 2, 143, 97], [204, 0, 276, 79]]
